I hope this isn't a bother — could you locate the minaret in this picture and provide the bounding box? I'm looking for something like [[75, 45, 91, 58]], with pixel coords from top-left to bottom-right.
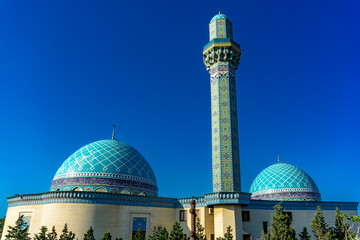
[[203, 13, 242, 193]]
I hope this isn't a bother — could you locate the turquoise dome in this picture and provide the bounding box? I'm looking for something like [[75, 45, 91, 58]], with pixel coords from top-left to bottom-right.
[[210, 13, 229, 23], [250, 163, 321, 201], [51, 139, 158, 196]]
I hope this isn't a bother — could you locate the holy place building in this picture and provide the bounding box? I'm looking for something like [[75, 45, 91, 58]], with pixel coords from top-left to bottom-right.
[[1, 13, 358, 240]]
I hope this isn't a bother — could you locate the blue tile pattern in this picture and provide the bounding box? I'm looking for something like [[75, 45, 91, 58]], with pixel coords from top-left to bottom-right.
[[51, 139, 158, 195], [210, 14, 229, 23], [250, 163, 321, 201]]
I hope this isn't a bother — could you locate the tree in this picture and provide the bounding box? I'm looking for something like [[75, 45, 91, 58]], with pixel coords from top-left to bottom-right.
[[268, 203, 296, 240], [5, 215, 30, 240], [132, 228, 145, 240], [158, 227, 169, 240], [47, 226, 57, 240], [148, 226, 160, 240], [169, 222, 186, 240], [83, 226, 95, 240], [59, 224, 75, 240], [196, 219, 207, 240], [333, 208, 355, 240], [298, 227, 311, 240], [34, 226, 49, 240], [260, 230, 267, 240], [101, 232, 112, 240], [0, 217, 5, 239], [216, 226, 233, 240], [311, 206, 331, 240]]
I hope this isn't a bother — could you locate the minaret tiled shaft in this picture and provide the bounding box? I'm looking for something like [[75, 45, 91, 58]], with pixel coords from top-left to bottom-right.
[[203, 14, 241, 192]]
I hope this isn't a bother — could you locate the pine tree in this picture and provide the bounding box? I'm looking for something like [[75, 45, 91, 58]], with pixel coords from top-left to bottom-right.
[[5, 215, 30, 240], [83, 226, 95, 240], [169, 222, 186, 240], [47, 226, 57, 240], [0, 217, 5, 239], [260, 230, 267, 240], [59, 224, 75, 240], [158, 227, 169, 240], [223, 226, 233, 240], [196, 219, 207, 240], [101, 232, 112, 240], [34, 226, 49, 240], [298, 226, 311, 240], [148, 226, 160, 240], [268, 203, 296, 240], [311, 206, 331, 240], [333, 208, 354, 240], [133, 228, 145, 240]]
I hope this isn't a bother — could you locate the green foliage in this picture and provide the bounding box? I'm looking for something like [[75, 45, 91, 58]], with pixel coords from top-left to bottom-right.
[[298, 226, 311, 240], [101, 232, 112, 240], [260, 230, 267, 240], [268, 203, 296, 240], [34, 226, 49, 240], [0, 217, 5, 239], [114, 238, 124, 240], [311, 206, 331, 240], [83, 226, 95, 240], [59, 224, 75, 240], [332, 208, 356, 240], [158, 227, 169, 240], [5, 215, 30, 240], [47, 226, 57, 240], [216, 226, 233, 240], [148, 226, 160, 240], [133, 228, 145, 240], [169, 222, 186, 240], [196, 219, 207, 240]]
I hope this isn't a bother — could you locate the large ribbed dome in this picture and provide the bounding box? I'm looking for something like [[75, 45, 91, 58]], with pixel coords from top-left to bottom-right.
[[250, 163, 321, 201], [50, 139, 158, 196]]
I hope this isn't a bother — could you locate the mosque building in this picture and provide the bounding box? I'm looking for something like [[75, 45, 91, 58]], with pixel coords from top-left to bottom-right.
[[1, 13, 358, 240]]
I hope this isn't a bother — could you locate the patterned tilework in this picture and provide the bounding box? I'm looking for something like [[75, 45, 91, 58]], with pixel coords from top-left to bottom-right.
[[209, 15, 233, 41], [250, 163, 321, 201], [210, 63, 241, 192], [52, 139, 158, 195]]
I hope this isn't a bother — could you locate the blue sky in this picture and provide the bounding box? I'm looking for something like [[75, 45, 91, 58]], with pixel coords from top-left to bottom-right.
[[0, 1, 359, 216]]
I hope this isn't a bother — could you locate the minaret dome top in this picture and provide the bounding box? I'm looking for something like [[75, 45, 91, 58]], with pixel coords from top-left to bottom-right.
[[210, 13, 230, 23], [209, 12, 233, 41]]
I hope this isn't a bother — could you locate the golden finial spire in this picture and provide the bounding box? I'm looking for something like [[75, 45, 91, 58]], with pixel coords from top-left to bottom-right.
[[277, 152, 280, 162], [219, 10, 221, 14], [112, 124, 116, 140]]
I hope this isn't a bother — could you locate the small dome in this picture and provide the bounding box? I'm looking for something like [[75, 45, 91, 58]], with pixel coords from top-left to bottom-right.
[[250, 163, 321, 201], [210, 13, 229, 23], [51, 139, 158, 196]]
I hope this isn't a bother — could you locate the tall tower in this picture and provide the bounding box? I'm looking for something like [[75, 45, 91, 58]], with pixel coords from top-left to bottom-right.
[[203, 13, 242, 193]]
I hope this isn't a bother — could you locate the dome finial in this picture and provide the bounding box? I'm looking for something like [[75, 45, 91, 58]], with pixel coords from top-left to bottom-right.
[[112, 124, 116, 140], [277, 152, 280, 162]]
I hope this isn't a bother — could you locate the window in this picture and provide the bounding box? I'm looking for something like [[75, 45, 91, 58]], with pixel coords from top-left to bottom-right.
[[120, 189, 131, 195], [179, 210, 186, 221], [95, 187, 107, 192], [72, 187, 82, 191], [139, 192, 147, 196], [210, 234, 215, 240], [243, 234, 251, 240], [284, 212, 293, 220], [263, 221, 268, 234], [242, 211, 250, 221]]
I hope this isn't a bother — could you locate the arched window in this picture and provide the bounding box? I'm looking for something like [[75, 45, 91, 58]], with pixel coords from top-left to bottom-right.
[[139, 192, 147, 196], [120, 189, 131, 195], [72, 187, 82, 191], [95, 187, 107, 192], [56, 188, 61, 191]]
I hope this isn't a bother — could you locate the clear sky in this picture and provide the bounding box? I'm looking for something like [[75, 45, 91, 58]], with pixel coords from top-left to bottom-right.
[[0, 0, 359, 216]]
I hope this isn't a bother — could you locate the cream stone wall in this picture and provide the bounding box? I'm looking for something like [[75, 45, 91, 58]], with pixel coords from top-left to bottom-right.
[[2, 203, 176, 240], [214, 205, 243, 239], [242, 208, 358, 240]]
